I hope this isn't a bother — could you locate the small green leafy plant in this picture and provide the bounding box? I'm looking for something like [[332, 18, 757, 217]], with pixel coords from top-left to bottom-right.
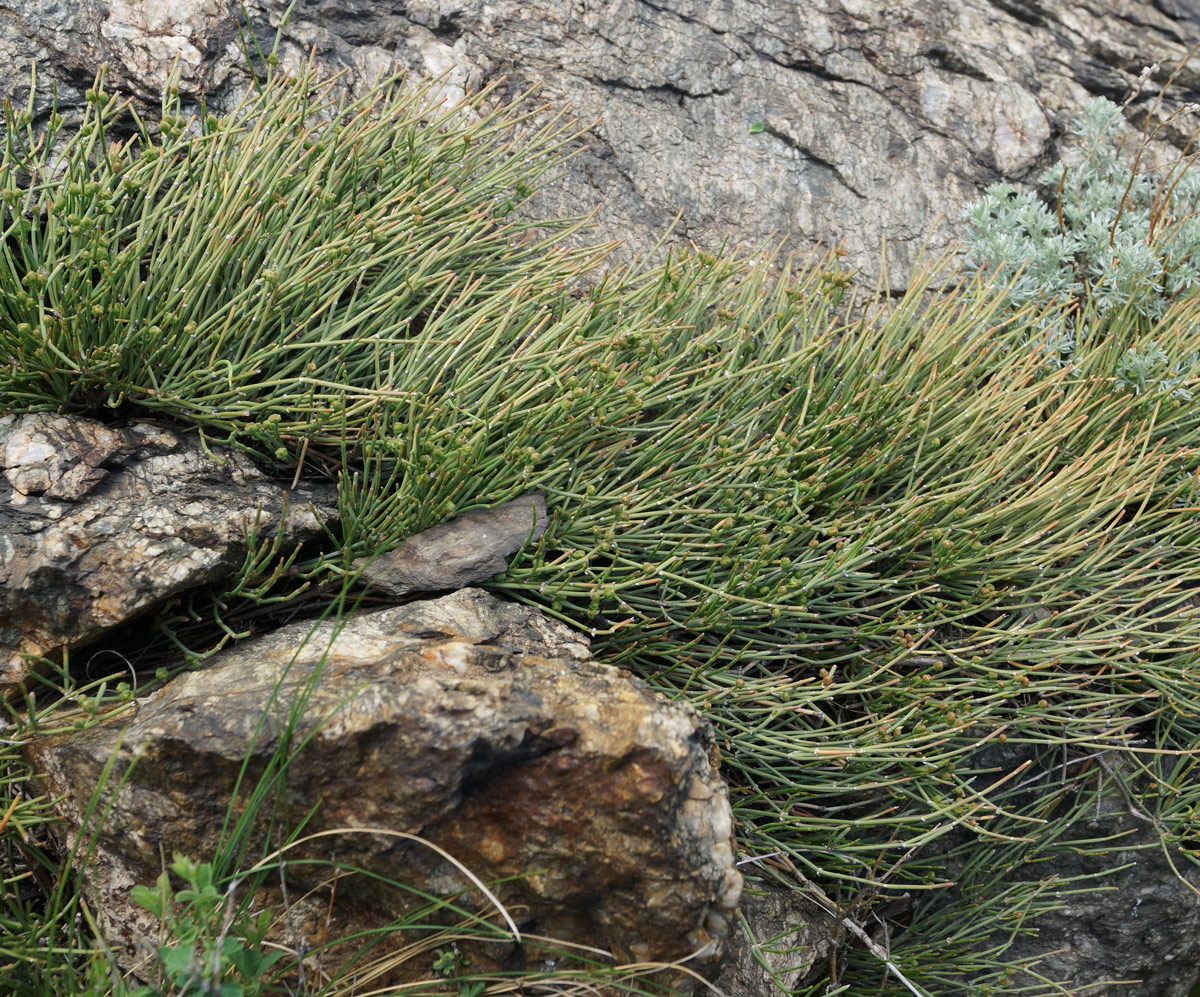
[[128, 854, 284, 997], [432, 946, 485, 997], [1113, 337, 1195, 399]]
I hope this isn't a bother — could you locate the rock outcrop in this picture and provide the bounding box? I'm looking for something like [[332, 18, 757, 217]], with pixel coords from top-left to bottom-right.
[[0, 413, 337, 693], [3, 1, 1200, 286], [7, 2, 1200, 992], [24, 588, 743, 986], [997, 811, 1200, 996], [937, 744, 1200, 997]]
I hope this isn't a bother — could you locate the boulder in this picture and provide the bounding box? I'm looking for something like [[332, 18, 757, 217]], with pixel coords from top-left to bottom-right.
[[24, 588, 743, 986], [0, 412, 338, 694], [3, 1, 1200, 286]]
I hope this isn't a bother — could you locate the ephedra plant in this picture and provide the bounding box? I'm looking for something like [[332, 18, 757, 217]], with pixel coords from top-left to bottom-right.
[[4, 53, 1200, 997]]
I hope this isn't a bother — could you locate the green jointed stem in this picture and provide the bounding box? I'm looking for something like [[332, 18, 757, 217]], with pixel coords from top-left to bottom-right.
[[4, 61, 1200, 997]]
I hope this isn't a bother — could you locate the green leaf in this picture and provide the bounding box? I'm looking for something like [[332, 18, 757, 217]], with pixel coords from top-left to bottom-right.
[[170, 854, 199, 883], [433, 948, 459, 976], [160, 944, 196, 982], [129, 884, 164, 918], [748, 121, 765, 134], [229, 945, 268, 979]]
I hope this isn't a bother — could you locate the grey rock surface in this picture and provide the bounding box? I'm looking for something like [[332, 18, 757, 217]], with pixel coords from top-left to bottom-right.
[[0, 412, 337, 692], [926, 742, 1200, 997], [999, 813, 1200, 997], [353, 492, 549, 596], [713, 879, 841, 994], [3, 1, 1200, 286], [25, 588, 743, 987]]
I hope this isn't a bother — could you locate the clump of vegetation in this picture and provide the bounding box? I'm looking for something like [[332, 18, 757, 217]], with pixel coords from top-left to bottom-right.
[[962, 94, 1200, 388], [4, 50, 1200, 997], [0, 60, 593, 460], [127, 854, 284, 997]]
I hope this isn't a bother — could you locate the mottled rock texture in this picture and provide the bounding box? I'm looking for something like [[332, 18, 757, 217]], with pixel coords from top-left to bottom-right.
[[3, 1, 1200, 286], [25, 589, 742, 985], [995, 812, 1200, 996], [712, 880, 841, 994], [0, 413, 337, 692]]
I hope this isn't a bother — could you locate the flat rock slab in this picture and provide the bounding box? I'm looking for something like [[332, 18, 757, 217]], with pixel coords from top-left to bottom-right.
[[25, 588, 741, 985], [353, 492, 548, 595], [0, 413, 338, 692]]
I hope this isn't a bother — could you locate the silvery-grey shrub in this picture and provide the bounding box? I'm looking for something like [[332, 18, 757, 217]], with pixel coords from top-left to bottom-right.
[[962, 96, 1200, 399]]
